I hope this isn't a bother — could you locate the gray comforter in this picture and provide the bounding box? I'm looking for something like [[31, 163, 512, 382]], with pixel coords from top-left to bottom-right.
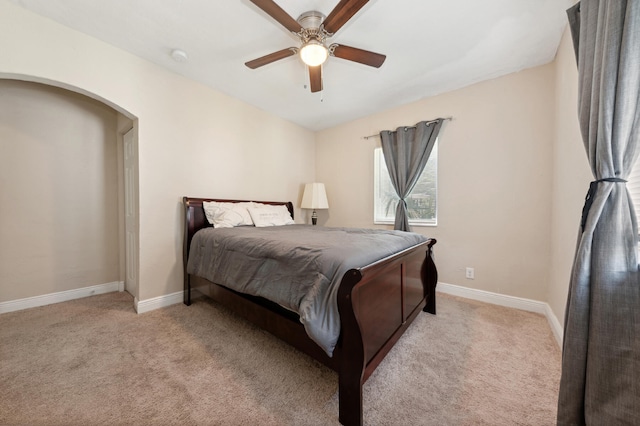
[[186, 224, 428, 356]]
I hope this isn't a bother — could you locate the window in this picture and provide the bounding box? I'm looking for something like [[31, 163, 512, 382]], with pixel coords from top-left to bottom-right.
[[374, 142, 438, 226], [628, 154, 640, 234]]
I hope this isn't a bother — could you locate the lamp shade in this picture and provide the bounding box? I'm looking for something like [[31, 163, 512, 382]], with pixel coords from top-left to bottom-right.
[[301, 183, 329, 209]]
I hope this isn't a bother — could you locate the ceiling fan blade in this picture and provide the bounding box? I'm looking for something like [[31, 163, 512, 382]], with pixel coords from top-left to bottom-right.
[[249, 0, 303, 33], [309, 66, 322, 93], [322, 0, 369, 34], [331, 44, 386, 68], [245, 48, 297, 69]]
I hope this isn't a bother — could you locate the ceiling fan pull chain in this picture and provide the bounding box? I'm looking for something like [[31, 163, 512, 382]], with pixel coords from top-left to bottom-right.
[[320, 64, 324, 102]]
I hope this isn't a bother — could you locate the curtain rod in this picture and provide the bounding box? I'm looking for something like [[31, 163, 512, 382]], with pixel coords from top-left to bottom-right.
[[361, 116, 453, 140]]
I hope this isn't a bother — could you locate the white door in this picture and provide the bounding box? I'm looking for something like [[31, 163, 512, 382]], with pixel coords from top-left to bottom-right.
[[123, 129, 139, 299]]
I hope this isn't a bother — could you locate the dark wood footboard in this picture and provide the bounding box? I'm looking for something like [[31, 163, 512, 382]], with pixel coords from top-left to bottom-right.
[[182, 197, 437, 426], [336, 239, 436, 426]]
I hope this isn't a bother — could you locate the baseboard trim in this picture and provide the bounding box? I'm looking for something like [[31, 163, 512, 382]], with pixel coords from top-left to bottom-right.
[[436, 282, 563, 346], [135, 291, 183, 314], [544, 303, 564, 347], [0, 281, 124, 314], [1, 280, 564, 346]]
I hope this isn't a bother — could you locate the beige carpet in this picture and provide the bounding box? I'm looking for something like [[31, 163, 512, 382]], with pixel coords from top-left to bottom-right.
[[0, 291, 561, 425]]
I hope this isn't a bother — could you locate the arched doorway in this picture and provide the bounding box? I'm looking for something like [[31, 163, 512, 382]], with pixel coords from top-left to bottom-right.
[[0, 77, 139, 309]]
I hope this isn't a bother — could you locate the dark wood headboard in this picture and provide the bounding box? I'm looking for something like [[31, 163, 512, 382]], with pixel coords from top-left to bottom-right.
[[182, 197, 294, 275]]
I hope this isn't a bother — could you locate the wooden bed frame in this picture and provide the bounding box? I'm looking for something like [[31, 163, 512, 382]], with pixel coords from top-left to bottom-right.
[[182, 197, 438, 426]]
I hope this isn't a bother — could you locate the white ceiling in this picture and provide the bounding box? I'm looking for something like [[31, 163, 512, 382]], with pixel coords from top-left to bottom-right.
[[9, 0, 573, 131]]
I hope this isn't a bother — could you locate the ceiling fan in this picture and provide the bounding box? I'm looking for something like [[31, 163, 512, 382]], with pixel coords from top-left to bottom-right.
[[245, 0, 386, 93]]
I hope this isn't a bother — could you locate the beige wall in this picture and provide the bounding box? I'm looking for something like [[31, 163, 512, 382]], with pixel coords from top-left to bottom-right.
[[548, 28, 592, 324], [317, 62, 556, 302], [0, 2, 316, 302], [0, 80, 119, 302]]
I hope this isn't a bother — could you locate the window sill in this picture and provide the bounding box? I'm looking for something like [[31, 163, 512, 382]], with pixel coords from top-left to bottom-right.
[[374, 220, 437, 227]]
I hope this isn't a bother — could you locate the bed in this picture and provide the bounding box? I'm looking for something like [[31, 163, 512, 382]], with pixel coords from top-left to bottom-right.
[[182, 197, 438, 426]]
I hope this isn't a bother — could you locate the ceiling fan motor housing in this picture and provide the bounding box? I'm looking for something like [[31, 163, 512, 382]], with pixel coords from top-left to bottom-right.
[[298, 11, 325, 29], [297, 11, 327, 43]]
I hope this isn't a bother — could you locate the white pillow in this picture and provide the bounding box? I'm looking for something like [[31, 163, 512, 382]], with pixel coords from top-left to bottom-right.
[[248, 204, 295, 227], [202, 201, 254, 228]]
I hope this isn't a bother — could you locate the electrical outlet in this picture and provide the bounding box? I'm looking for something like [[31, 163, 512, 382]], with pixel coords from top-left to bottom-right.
[[465, 267, 474, 279]]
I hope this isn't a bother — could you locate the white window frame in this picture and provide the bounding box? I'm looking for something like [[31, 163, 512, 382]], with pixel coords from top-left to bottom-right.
[[373, 143, 438, 227]]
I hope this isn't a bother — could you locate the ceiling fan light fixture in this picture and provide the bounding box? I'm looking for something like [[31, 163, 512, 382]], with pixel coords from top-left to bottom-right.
[[300, 40, 328, 67]]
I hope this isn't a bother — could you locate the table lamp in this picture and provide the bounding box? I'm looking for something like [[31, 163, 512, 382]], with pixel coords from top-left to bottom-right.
[[301, 183, 329, 225]]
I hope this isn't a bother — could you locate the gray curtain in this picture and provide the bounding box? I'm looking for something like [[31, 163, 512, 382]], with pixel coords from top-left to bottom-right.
[[558, 1, 640, 425], [380, 119, 443, 231]]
